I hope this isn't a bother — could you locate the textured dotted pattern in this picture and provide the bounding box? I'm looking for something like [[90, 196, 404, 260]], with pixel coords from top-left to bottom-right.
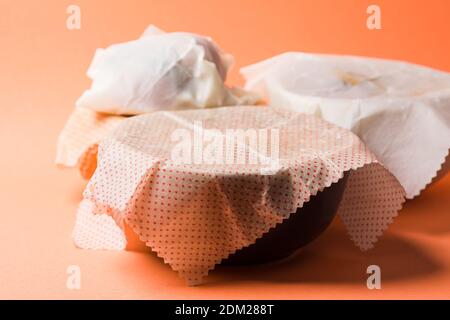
[[73, 199, 126, 250], [75, 106, 406, 285], [55, 107, 125, 179], [339, 163, 406, 250]]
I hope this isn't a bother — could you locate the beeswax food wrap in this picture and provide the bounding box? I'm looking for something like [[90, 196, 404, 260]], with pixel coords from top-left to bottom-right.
[[74, 106, 405, 285], [241, 53, 450, 199], [76, 25, 260, 115]]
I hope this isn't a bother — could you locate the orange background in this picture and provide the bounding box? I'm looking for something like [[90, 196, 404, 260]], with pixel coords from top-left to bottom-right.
[[0, 0, 449, 299]]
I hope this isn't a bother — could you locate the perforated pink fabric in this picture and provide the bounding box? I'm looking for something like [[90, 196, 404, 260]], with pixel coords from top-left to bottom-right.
[[74, 106, 405, 285]]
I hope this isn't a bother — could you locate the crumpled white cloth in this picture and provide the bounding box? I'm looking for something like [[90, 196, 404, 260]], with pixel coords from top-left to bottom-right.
[[76, 25, 259, 115], [241, 52, 450, 198]]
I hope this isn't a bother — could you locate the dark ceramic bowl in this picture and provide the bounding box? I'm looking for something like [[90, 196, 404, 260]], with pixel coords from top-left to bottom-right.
[[222, 173, 349, 266]]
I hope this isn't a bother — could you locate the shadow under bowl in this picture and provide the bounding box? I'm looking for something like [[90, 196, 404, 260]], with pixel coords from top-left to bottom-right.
[[221, 173, 349, 266]]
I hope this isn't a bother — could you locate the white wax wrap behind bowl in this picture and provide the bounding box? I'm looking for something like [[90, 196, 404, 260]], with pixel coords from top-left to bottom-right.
[[73, 106, 405, 285], [75, 25, 260, 116], [55, 107, 126, 179], [241, 53, 450, 199]]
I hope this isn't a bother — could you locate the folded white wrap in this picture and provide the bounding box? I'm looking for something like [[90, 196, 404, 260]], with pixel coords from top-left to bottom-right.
[[76, 25, 259, 115], [241, 52, 450, 198]]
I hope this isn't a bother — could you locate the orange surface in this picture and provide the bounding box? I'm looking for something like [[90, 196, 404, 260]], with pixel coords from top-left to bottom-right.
[[0, 0, 449, 299]]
